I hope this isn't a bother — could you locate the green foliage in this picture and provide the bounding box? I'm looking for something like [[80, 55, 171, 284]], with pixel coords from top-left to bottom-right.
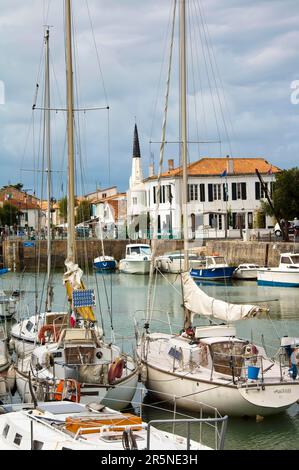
[[0, 203, 20, 226], [269, 168, 299, 220], [58, 196, 68, 223], [75, 200, 91, 224], [1, 183, 23, 191]]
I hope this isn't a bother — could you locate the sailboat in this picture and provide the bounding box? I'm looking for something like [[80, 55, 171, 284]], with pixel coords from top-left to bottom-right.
[[93, 221, 117, 271], [14, 1, 138, 409], [136, 0, 299, 417]]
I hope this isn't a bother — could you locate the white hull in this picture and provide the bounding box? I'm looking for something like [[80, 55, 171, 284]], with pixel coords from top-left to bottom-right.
[[144, 361, 299, 417], [233, 270, 259, 280], [257, 268, 299, 287], [119, 259, 150, 274], [16, 366, 139, 410]]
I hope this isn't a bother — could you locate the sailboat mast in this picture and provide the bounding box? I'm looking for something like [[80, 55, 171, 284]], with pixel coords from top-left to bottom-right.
[[45, 28, 52, 311], [65, 0, 76, 264], [179, 0, 189, 272]]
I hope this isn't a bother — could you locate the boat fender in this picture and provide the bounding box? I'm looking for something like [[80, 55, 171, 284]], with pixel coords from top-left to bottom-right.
[[38, 325, 60, 345], [108, 357, 126, 384]]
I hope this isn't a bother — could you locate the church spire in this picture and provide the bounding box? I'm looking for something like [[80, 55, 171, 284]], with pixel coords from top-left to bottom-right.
[[133, 123, 141, 159]]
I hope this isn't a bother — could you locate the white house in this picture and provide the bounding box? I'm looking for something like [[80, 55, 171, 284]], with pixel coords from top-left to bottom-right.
[[127, 155, 280, 240]]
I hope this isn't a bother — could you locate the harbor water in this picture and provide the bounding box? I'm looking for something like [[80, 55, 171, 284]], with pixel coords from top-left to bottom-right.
[[1, 270, 299, 450]]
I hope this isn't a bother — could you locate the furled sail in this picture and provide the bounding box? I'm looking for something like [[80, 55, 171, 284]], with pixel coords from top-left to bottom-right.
[[182, 272, 264, 322], [63, 261, 96, 322]]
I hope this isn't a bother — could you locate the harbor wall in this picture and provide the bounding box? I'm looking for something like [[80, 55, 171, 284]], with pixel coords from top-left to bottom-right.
[[2, 238, 298, 271], [205, 240, 299, 267], [2, 239, 185, 272]]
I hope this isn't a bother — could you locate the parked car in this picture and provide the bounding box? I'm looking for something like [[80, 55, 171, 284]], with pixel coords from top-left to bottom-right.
[[274, 220, 297, 237]]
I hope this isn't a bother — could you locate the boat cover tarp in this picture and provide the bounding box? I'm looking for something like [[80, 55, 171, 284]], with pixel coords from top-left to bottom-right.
[[182, 272, 263, 322]]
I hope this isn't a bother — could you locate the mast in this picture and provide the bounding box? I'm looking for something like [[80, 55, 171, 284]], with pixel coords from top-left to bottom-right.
[[65, 0, 76, 264], [180, 0, 189, 272], [180, 0, 191, 329], [44, 28, 53, 311]]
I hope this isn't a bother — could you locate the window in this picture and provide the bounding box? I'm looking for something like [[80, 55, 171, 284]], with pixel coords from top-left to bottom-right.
[[26, 321, 34, 332], [32, 440, 44, 450], [281, 257, 292, 264], [167, 185, 173, 204], [188, 184, 198, 201], [65, 346, 95, 365], [232, 182, 246, 200], [213, 184, 221, 201], [132, 197, 137, 205], [14, 433, 22, 446], [102, 193, 107, 199], [2, 424, 9, 438], [199, 184, 205, 202], [248, 212, 253, 229]]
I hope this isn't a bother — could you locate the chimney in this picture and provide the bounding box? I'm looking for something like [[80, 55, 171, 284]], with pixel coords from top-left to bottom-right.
[[149, 163, 154, 177], [168, 159, 174, 172], [226, 155, 234, 174]]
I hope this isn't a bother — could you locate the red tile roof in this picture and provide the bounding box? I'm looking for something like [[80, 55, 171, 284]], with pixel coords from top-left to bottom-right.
[[146, 157, 281, 180]]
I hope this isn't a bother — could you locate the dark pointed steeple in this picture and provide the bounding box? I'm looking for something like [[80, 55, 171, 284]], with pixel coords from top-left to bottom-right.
[[133, 124, 141, 159]]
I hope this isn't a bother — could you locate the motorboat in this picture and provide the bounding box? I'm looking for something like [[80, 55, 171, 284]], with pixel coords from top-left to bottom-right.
[[156, 252, 201, 274], [0, 400, 227, 450], [93, 256, 117, 272], [119, 244, 152, 274], [190, 256, 236, 281], [257, 253, 299, 287], [233, 264, 261, 280]]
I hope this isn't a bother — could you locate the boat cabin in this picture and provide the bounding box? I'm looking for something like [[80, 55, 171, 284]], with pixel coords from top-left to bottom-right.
[[126, 244, 151, 258], [279, 253, 299, 267]]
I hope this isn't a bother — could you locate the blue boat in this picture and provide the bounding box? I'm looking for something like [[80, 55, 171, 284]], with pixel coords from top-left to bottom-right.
[[0, 268, 9, 276], [93, 256, 117, 272], [190, 256, 236, 281]]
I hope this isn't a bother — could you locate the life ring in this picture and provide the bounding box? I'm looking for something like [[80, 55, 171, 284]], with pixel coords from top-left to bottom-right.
[[38, 325, 60, 345], [291, 348, 299, 366], [54, 379, 81, 403], [108, 357, 126, 384]]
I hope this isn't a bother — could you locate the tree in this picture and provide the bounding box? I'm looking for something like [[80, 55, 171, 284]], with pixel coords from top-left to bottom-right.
[[261, 168, 299, 221], [58, 196, 68, 223], [75, 200, 91, 225], [2, 183, 23, 191], [0, 202, 21, 226]]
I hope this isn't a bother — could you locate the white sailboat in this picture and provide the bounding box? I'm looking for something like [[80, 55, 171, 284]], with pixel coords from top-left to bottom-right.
[[136, 0, 299, 417], [0, 326, 15, 403], [15, 1, 138, 409]]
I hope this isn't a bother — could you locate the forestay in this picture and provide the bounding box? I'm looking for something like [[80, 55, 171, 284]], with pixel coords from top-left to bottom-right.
[[182, 272, 264, 322]]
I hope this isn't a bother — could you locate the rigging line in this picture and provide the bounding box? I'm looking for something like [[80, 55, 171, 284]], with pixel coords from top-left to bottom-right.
[[155, 267, 182, 296], [198, 0, 236, 157], [100, 269, 113, 332], [196, 0, 233, 157], [94, 270, 105, 336], [149, 0, 174, 142], [146, 0, 177, 324], [187, 1, 200, 158], [192, 0, 222, 148], [85, 0, 109, 106]]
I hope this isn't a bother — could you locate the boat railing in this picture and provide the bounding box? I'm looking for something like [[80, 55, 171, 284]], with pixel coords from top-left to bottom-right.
[[146, 416, 228, 450], [133, 313, 183, 337]]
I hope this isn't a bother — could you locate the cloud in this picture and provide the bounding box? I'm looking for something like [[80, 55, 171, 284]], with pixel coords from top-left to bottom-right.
[[0, 0, 298, 197]]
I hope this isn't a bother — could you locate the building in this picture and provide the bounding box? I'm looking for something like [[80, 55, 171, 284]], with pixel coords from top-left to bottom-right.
[[127, 154, 280, 240], [91, 192, 127, 239], [0, 186, 44, 231]]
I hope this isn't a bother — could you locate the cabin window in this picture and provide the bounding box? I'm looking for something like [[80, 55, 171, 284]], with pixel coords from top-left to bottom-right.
[[2, 424, 9, 438], [281, 257, 291, 264], [32, 440, 44, 450], [14, 433, 22, 446], [65, 346, 95, 365], [26, 321, 34, 332]]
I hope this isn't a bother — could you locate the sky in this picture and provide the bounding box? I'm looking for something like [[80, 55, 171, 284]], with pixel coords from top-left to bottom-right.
[[0, 0, 299, 198]]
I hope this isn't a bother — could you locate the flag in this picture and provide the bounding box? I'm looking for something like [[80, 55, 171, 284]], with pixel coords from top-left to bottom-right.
[[267, 166, 273, 175], [70, 310, 76, 328], [220, 170, 227, 177]]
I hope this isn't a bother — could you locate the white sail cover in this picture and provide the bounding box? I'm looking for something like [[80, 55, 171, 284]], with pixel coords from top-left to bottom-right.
[[63, 261, 83, 289], [182, 272, 264, 322]]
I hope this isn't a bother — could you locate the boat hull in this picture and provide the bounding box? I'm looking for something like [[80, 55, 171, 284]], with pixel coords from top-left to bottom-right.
[[119, 259, 150, 274], [190, 266, 235, 281], [93, 260, 117, 271], [143, 361, 299, 417], [257, 269, 299, 287], [233, 270, 258, 280]]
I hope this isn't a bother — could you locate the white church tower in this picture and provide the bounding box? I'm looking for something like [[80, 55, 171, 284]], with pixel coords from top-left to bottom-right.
[[127, 124, 147, 238]]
